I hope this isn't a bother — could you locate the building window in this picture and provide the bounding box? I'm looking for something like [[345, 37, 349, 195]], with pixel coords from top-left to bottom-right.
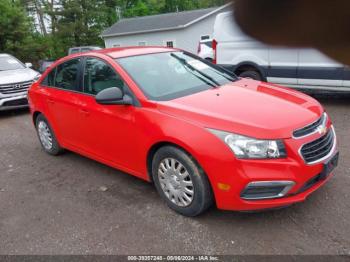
[[138, 41, 147, 46], [165, 40, 175, 48], [201, 35, 210, 40], [113, 44, 121, 47]]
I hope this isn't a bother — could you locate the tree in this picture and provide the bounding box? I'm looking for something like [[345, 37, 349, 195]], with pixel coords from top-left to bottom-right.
[[0, 0, 31, 53], [1, 0, 229, 64]]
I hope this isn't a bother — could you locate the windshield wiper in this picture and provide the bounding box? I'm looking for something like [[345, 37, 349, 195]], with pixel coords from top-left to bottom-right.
[[171, 53, 221, 87]]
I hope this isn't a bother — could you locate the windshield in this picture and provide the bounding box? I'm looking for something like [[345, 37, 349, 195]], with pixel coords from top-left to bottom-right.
[[117, 51, 237, 101], [0, 56, 25, 71]]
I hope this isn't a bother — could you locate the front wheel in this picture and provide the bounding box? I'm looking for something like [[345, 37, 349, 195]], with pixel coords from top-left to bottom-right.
[[152, 146, 213, 217]]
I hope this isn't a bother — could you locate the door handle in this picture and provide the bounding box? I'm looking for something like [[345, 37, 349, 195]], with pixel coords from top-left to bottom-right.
[[80, 109, 90, 116], [47, 98, 55, 105]]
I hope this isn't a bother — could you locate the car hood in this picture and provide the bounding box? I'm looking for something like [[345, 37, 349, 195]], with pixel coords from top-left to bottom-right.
[[0, 68, 39, 85], [157, 79, 324, 139]]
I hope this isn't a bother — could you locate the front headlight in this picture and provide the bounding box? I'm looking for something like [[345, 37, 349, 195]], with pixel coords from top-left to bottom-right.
[[33, 74, 41, 81], [208, 129, 287, 159]]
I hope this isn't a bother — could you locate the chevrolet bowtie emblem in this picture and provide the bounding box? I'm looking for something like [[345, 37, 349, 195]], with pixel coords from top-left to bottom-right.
[[317, 125, 328, 136]]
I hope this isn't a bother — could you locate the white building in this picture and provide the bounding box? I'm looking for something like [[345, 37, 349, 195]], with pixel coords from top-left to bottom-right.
[[101, 3, 232, 53]]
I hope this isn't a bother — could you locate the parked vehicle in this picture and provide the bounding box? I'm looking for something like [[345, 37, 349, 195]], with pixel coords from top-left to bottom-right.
[[29, 47, 338, 216], [68, 46, 102, 55], [38, 60, 55, 73], [213, 11, 350, 92], [0, 54, 41, 111], [197, 39, 214, 62]]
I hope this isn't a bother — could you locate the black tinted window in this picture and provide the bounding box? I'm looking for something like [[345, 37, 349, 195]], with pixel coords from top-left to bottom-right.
[[42, 67, 56, 86], [54, 59, 80, 91], [83, 58, 124, 95]]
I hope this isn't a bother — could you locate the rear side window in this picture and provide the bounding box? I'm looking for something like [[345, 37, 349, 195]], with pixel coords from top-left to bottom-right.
[[42, 58, 81, 91], [70, 48, 80, 54], [83, 57, 125, 95]]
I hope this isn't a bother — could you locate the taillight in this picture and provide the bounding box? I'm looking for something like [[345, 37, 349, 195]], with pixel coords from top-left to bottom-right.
[[197, 43, 201, 54], [212, 39, 217, 64]]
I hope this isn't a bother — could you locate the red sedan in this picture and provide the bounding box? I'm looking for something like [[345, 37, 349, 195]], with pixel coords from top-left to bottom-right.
[[28, 47, 339, 216]]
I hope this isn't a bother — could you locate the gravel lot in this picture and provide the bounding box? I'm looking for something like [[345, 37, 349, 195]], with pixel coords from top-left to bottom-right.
[[0, 94, 349, 255]]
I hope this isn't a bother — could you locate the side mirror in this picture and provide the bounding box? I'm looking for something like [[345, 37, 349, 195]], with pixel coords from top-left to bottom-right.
[[95, 87, 133, 105], [25, 62, 33, 68]]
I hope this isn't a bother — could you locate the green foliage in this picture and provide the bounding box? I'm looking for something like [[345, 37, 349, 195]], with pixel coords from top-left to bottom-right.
[[0, 0, 31, 57], [0, 0, 227, 66]]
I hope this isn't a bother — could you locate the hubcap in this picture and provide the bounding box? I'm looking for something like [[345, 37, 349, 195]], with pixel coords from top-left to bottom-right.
[[158, 158, 194, 207], [37, 121, 53, 150]]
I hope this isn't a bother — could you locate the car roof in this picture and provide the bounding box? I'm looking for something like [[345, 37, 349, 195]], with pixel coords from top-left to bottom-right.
[[91, 46, 178, 59], [0, 53, 11, 57]]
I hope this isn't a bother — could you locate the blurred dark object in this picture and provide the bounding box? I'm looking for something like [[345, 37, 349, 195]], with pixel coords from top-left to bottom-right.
[[233, 0, 350, 65], [38, 60, 55, 73]]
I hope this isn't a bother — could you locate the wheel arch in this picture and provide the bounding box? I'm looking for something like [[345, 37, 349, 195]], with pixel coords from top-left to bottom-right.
[[146, 141, 206, 184], [234, 62, 267, 81], [32, 111, 42, 126]]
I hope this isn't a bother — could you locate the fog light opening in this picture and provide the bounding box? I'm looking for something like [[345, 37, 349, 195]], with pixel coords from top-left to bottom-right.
[[241, 181, 295, 200]]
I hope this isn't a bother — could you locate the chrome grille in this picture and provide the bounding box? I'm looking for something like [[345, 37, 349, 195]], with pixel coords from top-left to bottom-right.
[[293, 113, 327, 138], [0, 80, 33, 94], [300, 128, 335, 164]]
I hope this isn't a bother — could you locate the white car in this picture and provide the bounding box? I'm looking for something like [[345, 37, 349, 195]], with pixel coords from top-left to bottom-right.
[[213, 11, 350, 92], [197, 39, 214, 62], [0, 54, 41, 110]]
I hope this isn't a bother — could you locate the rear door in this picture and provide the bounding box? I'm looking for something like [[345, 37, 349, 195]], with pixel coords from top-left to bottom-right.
[[42, 58, 86, 148]]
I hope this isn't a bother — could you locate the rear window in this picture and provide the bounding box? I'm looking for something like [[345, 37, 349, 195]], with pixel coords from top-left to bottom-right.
[[70, 48, 80, 54]]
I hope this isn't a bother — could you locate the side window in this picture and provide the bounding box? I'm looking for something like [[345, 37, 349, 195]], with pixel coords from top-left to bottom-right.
[[42, 68, 56, 86], [201, 35, 210, 41], [54, 59, 81, 91], [83, 57, 124, 95]]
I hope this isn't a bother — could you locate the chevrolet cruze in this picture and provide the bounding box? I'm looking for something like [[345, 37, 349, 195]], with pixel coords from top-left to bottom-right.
[[28, 47, 339, 216]]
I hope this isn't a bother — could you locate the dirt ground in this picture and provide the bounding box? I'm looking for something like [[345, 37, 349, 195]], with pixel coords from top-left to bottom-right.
[[0, 94, 349, 255]]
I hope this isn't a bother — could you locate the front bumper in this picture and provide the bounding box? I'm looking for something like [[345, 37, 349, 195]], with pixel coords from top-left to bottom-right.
[[206, 126, 338, 211], [0, 92, 29, 111]]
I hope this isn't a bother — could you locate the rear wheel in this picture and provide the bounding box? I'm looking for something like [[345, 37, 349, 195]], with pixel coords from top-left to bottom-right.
[[152, 146, 213, 217], [238, 70, 262, 81], [36, 114, 64, 156]]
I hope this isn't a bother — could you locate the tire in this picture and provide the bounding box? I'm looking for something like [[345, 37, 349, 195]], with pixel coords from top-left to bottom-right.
[[35, 114, 64, 156], [239, 70, 262, 81], [152, 146, 213, 217]]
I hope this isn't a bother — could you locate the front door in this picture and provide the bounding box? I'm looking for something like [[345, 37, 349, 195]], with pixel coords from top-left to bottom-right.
[[77, 57, 142, 173]]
